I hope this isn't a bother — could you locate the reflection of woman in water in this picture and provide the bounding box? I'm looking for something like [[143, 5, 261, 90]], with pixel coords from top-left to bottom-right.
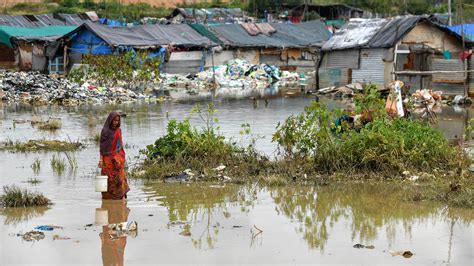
[[99, 112, 129, 200], [100, 200, 130, 266]]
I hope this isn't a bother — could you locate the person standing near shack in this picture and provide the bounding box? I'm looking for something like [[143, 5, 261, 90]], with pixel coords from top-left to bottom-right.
[[99, 112, 130, 200]]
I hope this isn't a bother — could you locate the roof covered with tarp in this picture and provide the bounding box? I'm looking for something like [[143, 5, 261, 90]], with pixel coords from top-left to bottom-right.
[[70, 21, 215, 54], [323, 16, 468, 51], [0, 12, 98, 27], [446, 24, 474, 41], [322, 15, 461, 51], [322, 16, 425, 50], [0, 25, 79, 48], [207, 20, 330, 48], [169, 8, 244, 21]]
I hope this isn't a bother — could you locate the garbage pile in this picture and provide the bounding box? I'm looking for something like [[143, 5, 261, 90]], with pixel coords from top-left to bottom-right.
[[0, 71, 145, 105], [161, 59, 309, 99]]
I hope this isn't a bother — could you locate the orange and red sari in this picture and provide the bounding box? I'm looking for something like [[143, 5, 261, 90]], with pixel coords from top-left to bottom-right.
[[101, 128, 129, 200]]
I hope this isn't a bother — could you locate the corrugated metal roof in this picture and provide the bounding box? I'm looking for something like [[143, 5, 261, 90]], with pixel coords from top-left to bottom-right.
[[322, 16, 426, 51], [80, 21, 215, 48], [208, 20, 330, 48], [0, 12, 97, 27]]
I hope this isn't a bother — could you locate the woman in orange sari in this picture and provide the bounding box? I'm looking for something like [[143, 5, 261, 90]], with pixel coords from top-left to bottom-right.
[[99, 112, 129, 200]]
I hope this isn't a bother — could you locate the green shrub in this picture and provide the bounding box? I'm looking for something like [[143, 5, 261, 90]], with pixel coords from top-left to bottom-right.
[[144, 104, 237, 161], [273, 86, 466, 175]]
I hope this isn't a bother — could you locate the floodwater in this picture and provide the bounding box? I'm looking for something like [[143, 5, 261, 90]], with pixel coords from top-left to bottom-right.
[[0, 96, 473, 265]]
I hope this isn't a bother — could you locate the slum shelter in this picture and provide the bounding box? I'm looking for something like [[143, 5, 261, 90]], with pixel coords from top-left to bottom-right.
[[281, 3, 365, 23], [192, 20, 331, 73], [0, 25, 79, 73], [68, 21, 215, 74], [321, 16, 471, 96], [167, 8, 246, 24]]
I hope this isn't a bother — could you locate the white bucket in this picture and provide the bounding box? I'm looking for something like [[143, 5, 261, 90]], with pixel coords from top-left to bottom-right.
[[95, 208, 108, 226], [95, 175, 108, 192]]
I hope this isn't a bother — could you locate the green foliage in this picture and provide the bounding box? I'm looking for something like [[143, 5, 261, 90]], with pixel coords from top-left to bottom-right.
[[272, 101, 344, 158], [144, 104, 234, 161], [0, 185, 51, 207], [69, 51, 161, 88], [353, 84, 386, 121], [273, 86, 465, 174]]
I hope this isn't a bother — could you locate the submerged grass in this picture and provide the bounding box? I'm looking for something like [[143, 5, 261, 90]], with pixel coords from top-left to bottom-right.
[[51, 155, 66, 175], [31, 158, 41, 175], [26, 178, 42, 185], [0, 185, 51, 208], [0, 139, 84, 152]]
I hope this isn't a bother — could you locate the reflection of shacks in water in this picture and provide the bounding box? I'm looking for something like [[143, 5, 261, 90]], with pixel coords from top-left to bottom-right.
[[99, 200, 130, 266]]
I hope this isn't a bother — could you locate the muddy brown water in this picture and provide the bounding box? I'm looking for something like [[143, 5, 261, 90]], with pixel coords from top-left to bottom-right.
[[0, 96, 473, 264]]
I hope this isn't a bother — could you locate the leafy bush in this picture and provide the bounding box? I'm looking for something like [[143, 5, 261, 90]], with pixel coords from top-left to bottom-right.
[[144, 104, 236, 160], [69, 51, 161, 88], [0, 185, 51, 208], [273, 86, 465, 174]]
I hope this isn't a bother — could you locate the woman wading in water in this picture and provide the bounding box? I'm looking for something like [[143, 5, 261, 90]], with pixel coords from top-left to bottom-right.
[[99, 112, 129, 199]]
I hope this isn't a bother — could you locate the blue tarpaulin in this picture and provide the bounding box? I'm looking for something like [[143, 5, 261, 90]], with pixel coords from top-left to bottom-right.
[[446, 24, 474, 41], [70, 27, 113, 54]]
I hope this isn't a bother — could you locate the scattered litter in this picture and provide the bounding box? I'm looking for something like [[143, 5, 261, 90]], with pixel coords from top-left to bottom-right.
[[209, 185, 226, 188], [162, 59, 309, 100], [214, 165, 226, 171], [0, 71, 144, 105], [164, 169, 194, 183], [108, 221, 138, 232], [20, 230, 45, 242], [84, 224, 93, 227], [232, 225, 243, 228], [179, 231, 191, 236], [389, 250, 414, 258], [353, 244, 375, 249], [148, 214, 154, 217], [34, 225, 63, 231], [167, 221, 187, 226], [53, 234, 71, 240]]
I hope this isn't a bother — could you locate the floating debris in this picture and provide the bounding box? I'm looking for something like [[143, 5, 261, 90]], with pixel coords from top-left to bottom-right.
[[20, 230, 45, 242], [353, 243, 375, 249], [53, 234, 71, 240], [389, 250, 414, 258]]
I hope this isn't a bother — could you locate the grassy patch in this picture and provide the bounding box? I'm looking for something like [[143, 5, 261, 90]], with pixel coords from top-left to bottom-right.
[[36, 118, 62, 131], [137, 104, 269, 182], [0, 185, 51, 208], [0, 139, 84, 152]]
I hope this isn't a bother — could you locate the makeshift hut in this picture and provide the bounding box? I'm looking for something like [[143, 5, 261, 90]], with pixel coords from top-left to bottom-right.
[[0, 25, 79, 73], [167, 8, 245, 24], [282, 3, 365, 23], [320, 16, 471, 96], [68, 21, 215, 74], [193, 20, 330, 74]]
